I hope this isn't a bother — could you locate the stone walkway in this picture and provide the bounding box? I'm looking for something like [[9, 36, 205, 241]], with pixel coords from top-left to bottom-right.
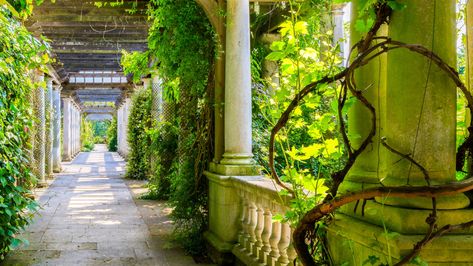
[[3, 145, 211, 266]]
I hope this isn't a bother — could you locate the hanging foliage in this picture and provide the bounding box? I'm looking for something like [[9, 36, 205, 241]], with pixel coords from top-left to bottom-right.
[[125, 87, 153, 180], [0, 6, 50, 258], [146, 0, 216, 255]]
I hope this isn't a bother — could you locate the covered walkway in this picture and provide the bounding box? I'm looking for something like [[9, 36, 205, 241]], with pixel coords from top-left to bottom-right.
[[3, 145, 209, 266]]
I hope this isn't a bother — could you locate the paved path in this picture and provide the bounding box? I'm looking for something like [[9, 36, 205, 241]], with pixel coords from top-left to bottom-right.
[[3, 145, 208, 266]]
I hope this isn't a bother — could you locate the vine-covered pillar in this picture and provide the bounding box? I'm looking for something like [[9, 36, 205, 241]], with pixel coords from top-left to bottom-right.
[[33, 70, 47, 186], [204, 0, 258, 263], [52, 84, 62, 172], [328, 1, 473, 264], [45, 78, 54, 178], [151, 72, 162, 123], [62, 97, 72, 161]]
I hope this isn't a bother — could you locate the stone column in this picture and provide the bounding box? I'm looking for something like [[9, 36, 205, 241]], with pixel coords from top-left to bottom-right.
[[62, 97, 72, 161], [117, 102, 125, 156], [329, 1, 472, 264], [151, 74, 163, 123], [220, 0, 253, 166], [123, 97, 131, 157], [33, 71, 47, 186], [52, 85, 62, 172], [45, 78, 54, 178], [332, 4, 346, 59]]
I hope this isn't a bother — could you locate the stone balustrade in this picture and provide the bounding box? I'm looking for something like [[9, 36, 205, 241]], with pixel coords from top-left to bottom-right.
[[206, 173, 299, 265]]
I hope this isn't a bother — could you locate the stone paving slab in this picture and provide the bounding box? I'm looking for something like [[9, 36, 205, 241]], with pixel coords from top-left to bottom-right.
[[2, 144, 213, 266]]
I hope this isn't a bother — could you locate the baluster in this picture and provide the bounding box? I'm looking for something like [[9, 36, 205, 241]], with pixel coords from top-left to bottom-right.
[[240, 192, 251, 252], [286, 228, 298, 266], [268, 220, 281, 266], [236, 191, 247, 249], [259, 207, 272, 265], [252, 204, 264, 261], [246, 201, 257, 254], [276, 222, 291, 266]]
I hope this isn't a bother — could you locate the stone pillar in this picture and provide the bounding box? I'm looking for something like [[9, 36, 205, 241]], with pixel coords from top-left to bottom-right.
[[220, 0, 253, 167], [328, 1, 473, 264], [62, 97, 72, 161], [332, 4, 346, 59], [45, 78, 54, 178], [52, 85, 62, 172], [117, 104, 123, 155], [33, 71, 47, 186], [151, 74, 163, 123], [123, 97, 131, 157]]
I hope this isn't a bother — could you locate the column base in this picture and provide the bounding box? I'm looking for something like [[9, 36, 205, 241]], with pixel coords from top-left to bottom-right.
[[209, 162, 260, 176], [221, 152, 254, 165], [327, 213, 473, 265]]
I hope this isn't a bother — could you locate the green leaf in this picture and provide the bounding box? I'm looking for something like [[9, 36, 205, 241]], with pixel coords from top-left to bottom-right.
[[266, 51, 285, 61], [387, 0, 407, 11]]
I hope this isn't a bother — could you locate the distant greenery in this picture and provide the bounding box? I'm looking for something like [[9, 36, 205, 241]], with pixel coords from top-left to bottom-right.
[[107, 116, 118, 152], [81, 118, 95, 152], [92, 120, 110, 143], [0, 5, 49, 258]]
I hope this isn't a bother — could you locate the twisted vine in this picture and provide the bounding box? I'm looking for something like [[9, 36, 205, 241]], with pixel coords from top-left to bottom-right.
[[267, 2, 473, 265]]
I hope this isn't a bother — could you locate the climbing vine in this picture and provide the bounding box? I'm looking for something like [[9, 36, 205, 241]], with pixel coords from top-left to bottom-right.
[[262, 1, 473, 265], [0, 5, 50, 258], [146, 0, 216, 255], [125, 86, 153, 180]]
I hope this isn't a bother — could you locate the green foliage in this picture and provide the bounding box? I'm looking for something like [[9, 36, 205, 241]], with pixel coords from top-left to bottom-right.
[[121, 50, 150, 84], [145, 122, 178, 200], [81, 118, 95, 152], [125, 87, 153, 180], [91, 120, 110, 143], [146, 0, 215, 255], [107, 116, 118, 152], [252, 0, 347, 263], [0, 6, 50, 258]]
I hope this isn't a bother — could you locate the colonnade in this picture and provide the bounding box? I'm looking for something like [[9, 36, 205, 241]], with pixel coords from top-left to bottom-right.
[[61, 96, 81, 161], [30, 72, 64, 186]]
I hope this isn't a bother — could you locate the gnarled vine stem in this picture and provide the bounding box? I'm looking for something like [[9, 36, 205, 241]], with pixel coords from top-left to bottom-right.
[[267, 2, 473, 265]]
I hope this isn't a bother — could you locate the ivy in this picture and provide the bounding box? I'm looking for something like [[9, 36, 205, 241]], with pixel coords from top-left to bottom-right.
[[146, 0, 215, 255], [0, 6, 49, 258], [125, 87, 152, 180]]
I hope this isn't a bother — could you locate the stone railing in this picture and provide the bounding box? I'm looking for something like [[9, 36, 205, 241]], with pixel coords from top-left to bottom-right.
[[205, 172, 299, 266]]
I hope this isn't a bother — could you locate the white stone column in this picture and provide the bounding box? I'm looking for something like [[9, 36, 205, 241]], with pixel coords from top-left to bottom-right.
[[332, 4, 346, 59], [52, 85, 62, 172], [117, 103, 123, 155], [221, 0, 253, 166], [45, 78, 54, 178], [62, 97, 72, 161], [123, 97, 131, 157]]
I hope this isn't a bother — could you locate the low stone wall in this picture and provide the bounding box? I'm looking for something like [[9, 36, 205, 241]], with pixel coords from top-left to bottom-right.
[[205, 172, 298, 266]]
